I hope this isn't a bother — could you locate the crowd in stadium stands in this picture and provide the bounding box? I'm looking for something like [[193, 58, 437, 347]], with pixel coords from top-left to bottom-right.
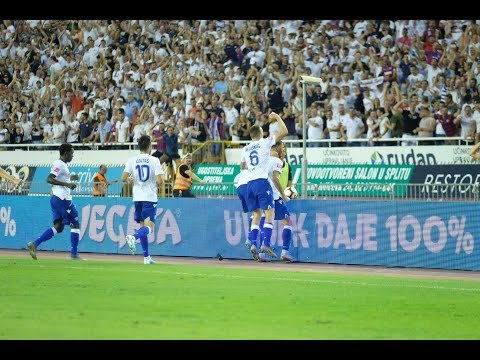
[[0, 19, 480, 153]]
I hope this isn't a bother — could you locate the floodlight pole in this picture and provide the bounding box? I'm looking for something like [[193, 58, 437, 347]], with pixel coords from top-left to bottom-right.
[[301, 80, 308, 198], [300, 75, 323, 198]]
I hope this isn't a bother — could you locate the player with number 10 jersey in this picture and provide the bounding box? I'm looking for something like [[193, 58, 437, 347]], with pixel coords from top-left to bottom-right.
[[124, 153, 162, 202]]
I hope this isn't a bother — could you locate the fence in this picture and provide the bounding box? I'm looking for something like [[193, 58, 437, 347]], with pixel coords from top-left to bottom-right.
[[2, 181, 478, 201], [0, 135, 469, 152], [192, 182, 480, 201]]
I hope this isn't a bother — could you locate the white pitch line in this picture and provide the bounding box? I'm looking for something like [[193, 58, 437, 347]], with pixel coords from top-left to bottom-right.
[[5, 262, 480, 293]]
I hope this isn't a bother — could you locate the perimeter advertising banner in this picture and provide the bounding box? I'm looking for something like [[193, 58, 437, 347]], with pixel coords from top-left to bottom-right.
[[0, 165, 125, 196], [0, 164, 37, 194], [192, 164, 414, 197], [2, 164, 479, 199], [0, 197, 478, 270], [191, 164, 238, 195], [225, 145, 475, 165], [292, 164, 413, 196], [409, 164, 480, 197]]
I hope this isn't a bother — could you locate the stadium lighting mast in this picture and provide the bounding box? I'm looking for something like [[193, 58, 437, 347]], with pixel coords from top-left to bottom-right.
[[300, 75, 323, 198]]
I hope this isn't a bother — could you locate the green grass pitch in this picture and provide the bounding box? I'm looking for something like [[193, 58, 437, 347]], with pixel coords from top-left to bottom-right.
[[1, 256, 479, 339]]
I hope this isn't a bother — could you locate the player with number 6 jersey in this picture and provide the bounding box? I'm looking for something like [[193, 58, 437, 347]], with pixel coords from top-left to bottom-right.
[[240, 111, 288, 261]]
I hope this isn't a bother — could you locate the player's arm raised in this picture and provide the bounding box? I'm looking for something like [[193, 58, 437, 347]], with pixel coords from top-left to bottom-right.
[[269, 111, 288, 143]]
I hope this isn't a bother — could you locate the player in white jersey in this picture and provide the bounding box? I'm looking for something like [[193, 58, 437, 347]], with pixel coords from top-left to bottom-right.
[[235, 168, 266, 251], [122, 134, 165, 264], [235, 168, 251, 215], [258, 142, 295, 262], [240, 111, 288, 261], [27, 143, 82, 260]]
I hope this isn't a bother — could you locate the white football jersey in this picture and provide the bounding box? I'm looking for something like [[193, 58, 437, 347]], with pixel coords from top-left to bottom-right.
[[240, 136, 275, 181], [124, 154, 163, 202], [266, 156, 284, 200], [234, 169, 250, 188], [50, 159, 73, 200]]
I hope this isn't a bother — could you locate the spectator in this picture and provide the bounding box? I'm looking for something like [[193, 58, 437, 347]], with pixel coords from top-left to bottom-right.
[[434, 106, 458, 145], [340, 108, 365, 147], [205, 110, 225, 162], [18, 112, 33, 143], [78, 112, 92, 144], [188, 110, 207, 143], [306, 107, 324, 147], [151, 122, 167, 160], [454, 105, 475, 144], [365, 110, 380, 146], [222, 98, 239, 140], [0, 19, 478, 154], [114, 108, 130, 146], [31, 119, 47, 144], [94, 111, 112, 147], [392, 97, 421, 146], [413, 108, 436, 145], [51, 114, 66, 144], [212, 72, 228, 95], [172, 152, 205, 197], [162, 125, 180, 165], [92, 164, 118, 197], [376, 107, 394, 146], [7, 117, 22, 146], [324, 109, 342, 146], [267, 82, 285, 113]]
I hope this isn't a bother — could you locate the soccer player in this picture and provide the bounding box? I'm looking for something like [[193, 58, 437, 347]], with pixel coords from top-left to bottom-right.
[[258, 142, 295, 262], [241, 111, 288, 261], [92, 164, 118, 197], [122, 135, 165, 264], [235, 168, 265, 252], [235, 167, 251, 226], [0, 167, 23, 186], [26, 143, 82, 260]]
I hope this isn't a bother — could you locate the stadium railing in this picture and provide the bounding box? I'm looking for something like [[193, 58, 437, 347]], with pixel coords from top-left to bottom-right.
[[2, 181, 478, 201], [0, 135, 469, 153]]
